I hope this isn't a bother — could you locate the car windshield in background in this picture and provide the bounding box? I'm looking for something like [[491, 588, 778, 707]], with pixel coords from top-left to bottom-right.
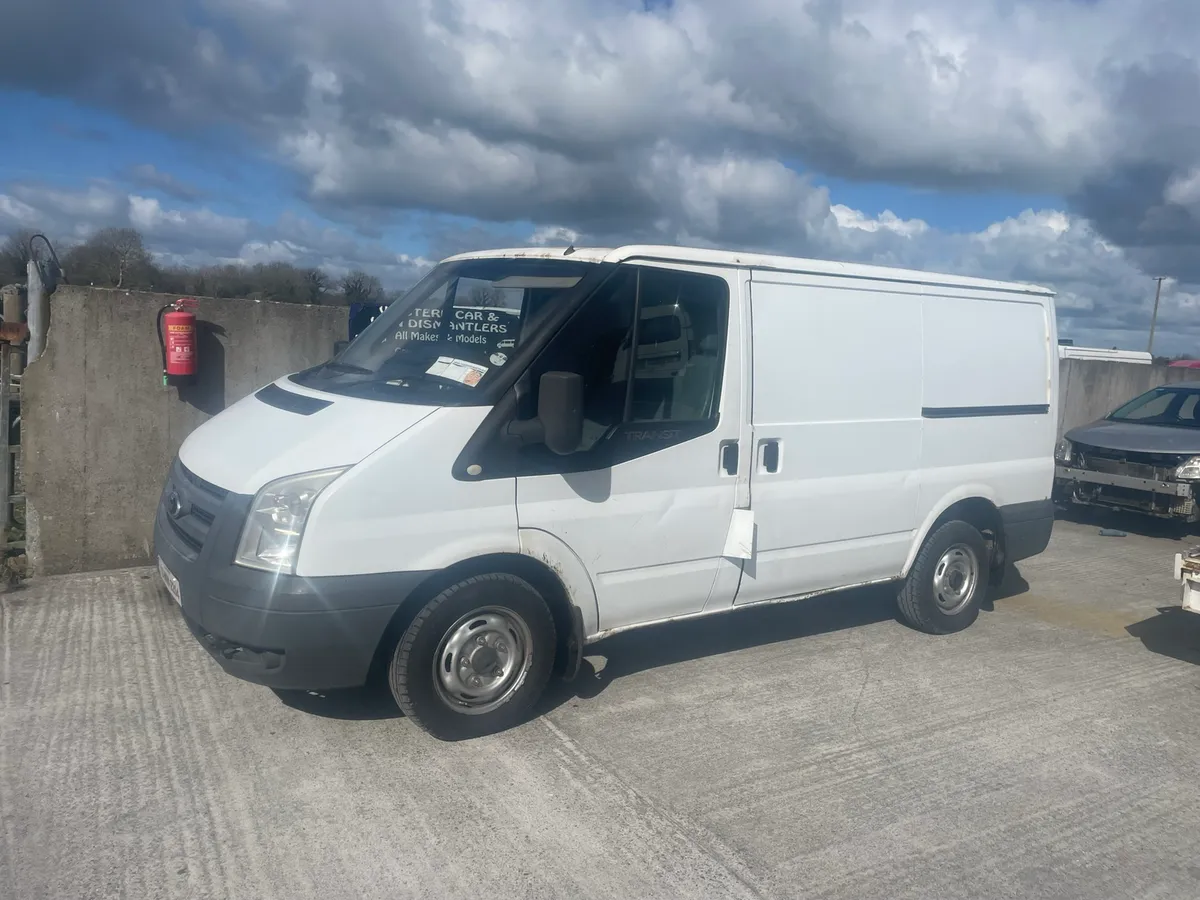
[[1108, 386, 1200, 428], [293, 258, 603, 403]]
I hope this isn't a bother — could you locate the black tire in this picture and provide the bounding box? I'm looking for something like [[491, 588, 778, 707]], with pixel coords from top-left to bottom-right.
[[388, 573, 556, 741], [897, 520, 989, 635]]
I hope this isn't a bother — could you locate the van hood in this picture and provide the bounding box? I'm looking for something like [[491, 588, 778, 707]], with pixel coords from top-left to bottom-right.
[[1065, 418, 1200, 456], [178, 378, 437, 495]]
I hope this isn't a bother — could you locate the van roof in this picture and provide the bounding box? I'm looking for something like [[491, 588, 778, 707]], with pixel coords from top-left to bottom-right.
[[442, 244, 1056, 297]]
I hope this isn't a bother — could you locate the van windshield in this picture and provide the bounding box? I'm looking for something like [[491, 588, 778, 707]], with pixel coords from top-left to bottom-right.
[[292, 257, 605, 403]]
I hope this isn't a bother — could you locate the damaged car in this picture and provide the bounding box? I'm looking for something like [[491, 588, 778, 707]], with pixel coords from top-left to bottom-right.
[[1055, 383, 1200, 522]]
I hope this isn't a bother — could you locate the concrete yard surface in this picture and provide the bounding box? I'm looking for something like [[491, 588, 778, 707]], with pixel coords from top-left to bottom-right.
[[4, 516, 1200, 899]]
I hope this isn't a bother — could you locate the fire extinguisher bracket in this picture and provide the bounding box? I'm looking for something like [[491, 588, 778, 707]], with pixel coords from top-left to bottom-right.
[[157, 298, 198, 386]]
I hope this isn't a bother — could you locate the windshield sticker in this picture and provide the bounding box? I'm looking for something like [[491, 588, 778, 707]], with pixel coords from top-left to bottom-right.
[[426, 357, 488, 387], [394, 306, 520, 353], [394, 307, 444, 344], [489, 352, 508, 367]]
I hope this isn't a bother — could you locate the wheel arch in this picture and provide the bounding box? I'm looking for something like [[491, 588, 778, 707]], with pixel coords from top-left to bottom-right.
[[903, 489, 1005, 578], [368, 550, 588, 684]]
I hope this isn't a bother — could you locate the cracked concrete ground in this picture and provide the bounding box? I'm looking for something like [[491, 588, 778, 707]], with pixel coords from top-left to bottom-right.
[[4, 514, 1200, 900]]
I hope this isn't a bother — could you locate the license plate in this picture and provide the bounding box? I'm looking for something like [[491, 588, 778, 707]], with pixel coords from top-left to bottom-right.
[[157, 557, 182, 606]]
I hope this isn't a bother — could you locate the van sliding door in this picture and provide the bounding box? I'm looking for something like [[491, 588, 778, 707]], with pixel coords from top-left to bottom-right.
[[738, 273, 923, 604]]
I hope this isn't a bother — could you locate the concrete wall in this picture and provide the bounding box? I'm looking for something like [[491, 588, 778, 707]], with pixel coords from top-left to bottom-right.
[[1057, 358, 1200, 439], [24, 286, 347, 575]]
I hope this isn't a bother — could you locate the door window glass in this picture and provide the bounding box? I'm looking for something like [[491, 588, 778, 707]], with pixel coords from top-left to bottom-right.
[[526, 265, 728, 454], [625, 267, 727, 423]]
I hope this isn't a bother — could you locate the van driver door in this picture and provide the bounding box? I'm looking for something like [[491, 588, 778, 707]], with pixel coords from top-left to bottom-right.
[[513, 263, 746, 634]]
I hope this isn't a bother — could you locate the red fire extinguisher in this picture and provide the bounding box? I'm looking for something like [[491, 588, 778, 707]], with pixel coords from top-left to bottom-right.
[[157, 298, 198, 385]]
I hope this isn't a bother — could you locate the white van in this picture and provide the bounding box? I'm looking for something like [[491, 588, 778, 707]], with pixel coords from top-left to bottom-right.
[[154, 245, 1057, 740]]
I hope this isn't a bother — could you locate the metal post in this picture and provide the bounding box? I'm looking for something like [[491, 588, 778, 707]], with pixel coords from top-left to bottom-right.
[[26, 260, 48, 364], [0, 344, 12, 546], [1148, 276, 1166, 355]]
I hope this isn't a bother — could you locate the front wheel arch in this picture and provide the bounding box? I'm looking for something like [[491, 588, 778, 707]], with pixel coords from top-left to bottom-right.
[[368, 553, 583, 686]]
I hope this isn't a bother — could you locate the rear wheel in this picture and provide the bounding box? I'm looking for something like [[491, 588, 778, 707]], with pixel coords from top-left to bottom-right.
[[897, 520, 988, 634], [388, 573, 556, 740]]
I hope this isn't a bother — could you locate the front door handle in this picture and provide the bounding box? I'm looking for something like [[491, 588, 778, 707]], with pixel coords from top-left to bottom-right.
[[720, 441, 739, 476]]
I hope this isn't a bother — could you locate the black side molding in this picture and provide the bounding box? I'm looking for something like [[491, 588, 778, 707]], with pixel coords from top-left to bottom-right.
[[255, 383, 333, 416], [922, 404, 1049, 419]]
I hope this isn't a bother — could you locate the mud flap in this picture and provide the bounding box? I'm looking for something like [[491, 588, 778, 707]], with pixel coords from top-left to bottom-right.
[[562, 604, 585, 681], [988, 539, 1006, 587]]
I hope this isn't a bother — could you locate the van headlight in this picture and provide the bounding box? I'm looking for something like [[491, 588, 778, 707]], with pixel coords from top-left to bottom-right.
[[235, 468, 347, 573], [1176, 457, 1200, 481], [1055, 439, 1075, 465]]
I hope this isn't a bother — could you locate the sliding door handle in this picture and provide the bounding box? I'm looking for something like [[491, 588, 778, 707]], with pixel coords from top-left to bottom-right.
[[759, 439, 781, 474]]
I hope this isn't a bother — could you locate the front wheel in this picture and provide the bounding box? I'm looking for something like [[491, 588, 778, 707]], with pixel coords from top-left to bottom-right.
[[897, 520, 989, 635], [388, 573, 556, 740]]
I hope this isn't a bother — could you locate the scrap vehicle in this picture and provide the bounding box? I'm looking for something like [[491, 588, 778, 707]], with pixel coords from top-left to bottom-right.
[[1056, 383, 1200, 522]]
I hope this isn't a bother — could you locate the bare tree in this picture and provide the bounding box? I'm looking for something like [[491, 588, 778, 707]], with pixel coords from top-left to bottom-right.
[[30, 225, 346, 303], [467, 285, 504, 308], [341, 270, 384, 305], [0, 229, 38, 283], [64, 227, 155, 289], [305, 268, 330, 304]]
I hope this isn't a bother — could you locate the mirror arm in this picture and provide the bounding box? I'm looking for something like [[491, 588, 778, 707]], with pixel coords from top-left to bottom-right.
[[506, 417, 545, 445]]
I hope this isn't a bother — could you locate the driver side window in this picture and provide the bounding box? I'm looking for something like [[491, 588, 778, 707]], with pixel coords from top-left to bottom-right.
[[521, 265, 729, 465]]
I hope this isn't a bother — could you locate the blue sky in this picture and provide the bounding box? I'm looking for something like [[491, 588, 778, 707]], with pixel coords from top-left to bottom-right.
[[1, 0, 1198, 352], [1, 91, 290, 228]]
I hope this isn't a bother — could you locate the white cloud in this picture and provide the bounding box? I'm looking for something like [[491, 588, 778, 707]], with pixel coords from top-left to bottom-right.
[[529, 225, 580, 247], [832, 205, 929, 237], [0, 194, 39, 227], [1165, 168, 1200, 212], [11, 183, 122, 221], [127, 194, 250, 249], [234, 239, 302, 265]]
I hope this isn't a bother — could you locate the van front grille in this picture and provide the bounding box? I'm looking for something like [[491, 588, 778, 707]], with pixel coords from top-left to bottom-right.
[[161, 460, 226, 560]]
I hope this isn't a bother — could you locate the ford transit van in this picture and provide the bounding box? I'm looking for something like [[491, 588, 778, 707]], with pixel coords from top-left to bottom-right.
[[154, 245, 1057, 740]]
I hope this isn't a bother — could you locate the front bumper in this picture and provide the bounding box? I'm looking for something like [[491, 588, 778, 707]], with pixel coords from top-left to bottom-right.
[[154, 459, 429, 690], [1054, 465, 1198, 521]]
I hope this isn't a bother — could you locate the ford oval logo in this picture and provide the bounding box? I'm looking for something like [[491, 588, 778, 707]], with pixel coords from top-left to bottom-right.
[[166, 490, 185, 519]]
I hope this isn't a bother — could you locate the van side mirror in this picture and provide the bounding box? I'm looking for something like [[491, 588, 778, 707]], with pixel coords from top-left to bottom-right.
[[508, 371, 584, 455], [538, 371, 584, 455]]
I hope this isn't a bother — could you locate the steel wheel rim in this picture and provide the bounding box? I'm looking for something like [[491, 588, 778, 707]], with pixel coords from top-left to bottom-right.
[[432, 606, 533, 716], [932, 543, 979, 614]]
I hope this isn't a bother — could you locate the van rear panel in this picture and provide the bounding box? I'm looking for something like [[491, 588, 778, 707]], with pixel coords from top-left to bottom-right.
[[740, 273, 924, 603]]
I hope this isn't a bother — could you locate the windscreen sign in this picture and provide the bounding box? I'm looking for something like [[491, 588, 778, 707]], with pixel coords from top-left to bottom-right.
[[393, 275, 523, 373]]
